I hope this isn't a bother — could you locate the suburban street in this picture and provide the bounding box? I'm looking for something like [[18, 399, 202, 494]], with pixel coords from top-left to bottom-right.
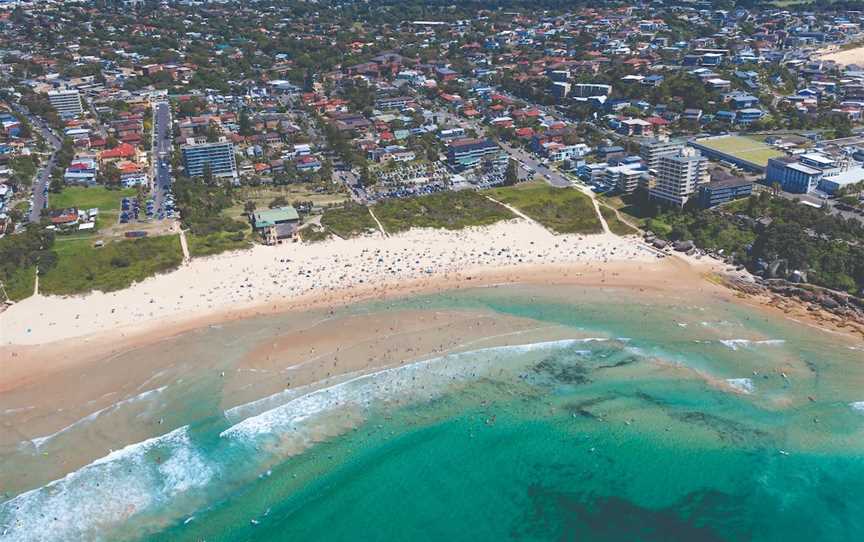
[[10, 102, 62, 222], [152, 101, 173, 215]]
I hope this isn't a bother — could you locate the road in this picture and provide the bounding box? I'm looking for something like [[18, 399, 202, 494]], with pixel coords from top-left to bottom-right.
[[499, 142, 571, 187], [10, 103, 62, 222], [334, 169, 366, 203], [778, 190, 864, 224], [430, 107, 571, 187], [151, 102, 173, 216]]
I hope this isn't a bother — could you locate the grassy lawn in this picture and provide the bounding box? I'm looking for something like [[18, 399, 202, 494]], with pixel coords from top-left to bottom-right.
[[49, 186, 138, 211], [40, 235, 183, 296], [599, 205, 639, 236], [4, 266, 36, 301], [320, 203, 379, 238], [374, 190, 514, 233], [227, 184, 348, 222], [485, 181, 603, 234], [188, 231, 252, 258]]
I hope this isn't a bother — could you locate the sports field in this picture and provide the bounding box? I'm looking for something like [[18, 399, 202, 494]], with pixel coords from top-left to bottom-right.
[[693, 135, 784, 168]]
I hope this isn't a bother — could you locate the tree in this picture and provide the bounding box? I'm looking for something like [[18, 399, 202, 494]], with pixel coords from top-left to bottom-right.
[[303, 68, 315, 92], [239, 110, 253, 136], [205, 123, 221, 142], [320, 159, 333, 183], [359, 163, 373, 187], [505, 158, 518, 186], [202, 162, 214, 185], [101, 162, 121, 187], [269, 196, 289, 208], [244, 200, 257, 214]]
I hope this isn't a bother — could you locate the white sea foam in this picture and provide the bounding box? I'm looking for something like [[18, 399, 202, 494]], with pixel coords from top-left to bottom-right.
[[1, 406, 35, 416], [719, 339, 785, 351], [725, 378, 755, 394], [850, 401, 864, 413], [29, 386, 168, 450], [223, 370, 367, 425], [220, 339, 589, 441], [0, 338, 600, 542], [0, 425, 211, 542]]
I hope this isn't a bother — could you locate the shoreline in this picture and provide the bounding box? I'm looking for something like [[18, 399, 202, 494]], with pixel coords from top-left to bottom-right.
[[1, 219, 857, 394]]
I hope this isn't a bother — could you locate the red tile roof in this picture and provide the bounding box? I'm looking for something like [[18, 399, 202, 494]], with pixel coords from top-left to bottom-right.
[[100, 142, 136, 160]]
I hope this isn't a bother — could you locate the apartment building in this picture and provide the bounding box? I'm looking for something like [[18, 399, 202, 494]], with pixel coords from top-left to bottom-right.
[[180, 139, 237, 179], [604, 163, 645, 194], [649, 147, 709, 207], [47, 90, 84, 118], [446, 138, 503, 171], [639, 138, 685, 171]]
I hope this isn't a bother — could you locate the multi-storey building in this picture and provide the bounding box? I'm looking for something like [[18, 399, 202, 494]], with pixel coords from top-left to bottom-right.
[[570, 83, 613, 98], [766, 156, 822, 193], [47, 90, 83, 118], [649, 147, 709, 207], [446, 138, 503, 171], [639, 138, 685, 171], [698, 177, 754, 208], [605, 163, 647, 194], [180, 139, 237, 179]]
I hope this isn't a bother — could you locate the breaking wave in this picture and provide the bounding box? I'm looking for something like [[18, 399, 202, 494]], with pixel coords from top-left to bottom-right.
[[1, 338, 594, 542], [719, 339, 785, 351]]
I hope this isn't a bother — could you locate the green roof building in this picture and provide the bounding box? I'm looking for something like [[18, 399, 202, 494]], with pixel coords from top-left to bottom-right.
[[251, 206, 300, 230]]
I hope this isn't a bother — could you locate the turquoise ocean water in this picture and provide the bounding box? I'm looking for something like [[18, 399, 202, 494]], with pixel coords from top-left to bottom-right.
[[2, 284, 863, 541]]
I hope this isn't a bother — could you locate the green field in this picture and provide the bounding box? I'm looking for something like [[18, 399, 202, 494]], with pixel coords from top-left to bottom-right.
[[485, 181, 603, 234], [694, 136, 784, 168], [49, 186, 138, 211], [374, 191, 514, 233], [40, 235, 183, 296], [319, 203, 379, 238]]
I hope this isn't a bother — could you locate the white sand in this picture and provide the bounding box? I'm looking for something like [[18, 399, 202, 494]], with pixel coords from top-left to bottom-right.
[[816, 45, 864, 66], [0, 219, 657, 346]]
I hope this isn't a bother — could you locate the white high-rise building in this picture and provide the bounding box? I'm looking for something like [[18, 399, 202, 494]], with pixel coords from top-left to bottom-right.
[[649, 147, 709, 207], [640, 138, 685, 172], [47, 90, 84, 118]]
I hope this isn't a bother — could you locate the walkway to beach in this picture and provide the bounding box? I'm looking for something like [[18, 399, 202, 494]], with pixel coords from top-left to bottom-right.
[[179, 229, 191, 263], [484, 195, 545, 229], [368, 207, 389, 238]]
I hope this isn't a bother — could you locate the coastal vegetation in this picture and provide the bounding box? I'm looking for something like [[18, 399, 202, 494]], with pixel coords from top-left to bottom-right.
[[599, 205, 639, 236], [298, 223, 333, 243], [319, 202, 379, 238], [0, 225, 53, 301], [647, 192, 864, 295], [173, 178, 251, 257], [40, 236, 183, 296], [486, 181, 603, 234], [187, 231, 251, 258], [374, 190, 514, 233]]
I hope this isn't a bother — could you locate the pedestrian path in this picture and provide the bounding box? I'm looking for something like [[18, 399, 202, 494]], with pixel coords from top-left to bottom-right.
[[179, 229, 191, 263], [368, 207, 389, 238]]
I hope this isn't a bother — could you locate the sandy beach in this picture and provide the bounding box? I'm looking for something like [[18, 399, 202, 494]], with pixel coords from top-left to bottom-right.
[[6, 220, 857, 539], [816, 44, 864, 66], [1, 219, 663, 348]]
